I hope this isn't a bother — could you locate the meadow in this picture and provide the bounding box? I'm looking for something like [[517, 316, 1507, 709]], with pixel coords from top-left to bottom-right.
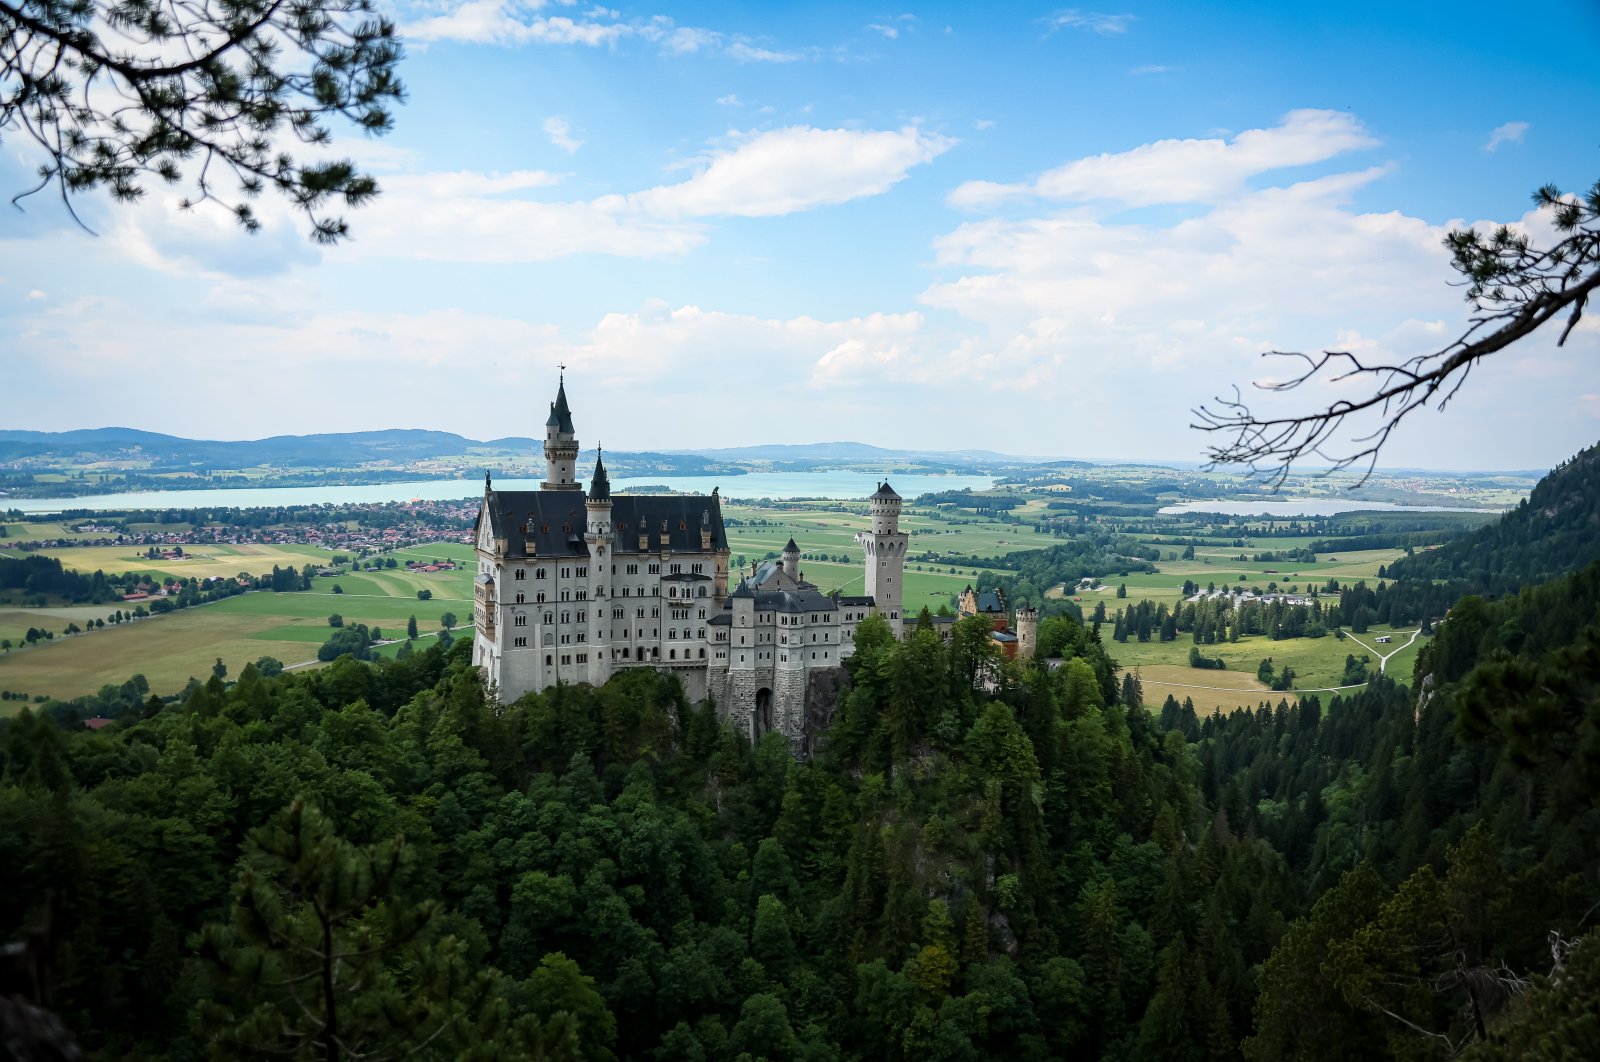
[[0, 502, 1031, 707], [0, 494, 1441, 714]]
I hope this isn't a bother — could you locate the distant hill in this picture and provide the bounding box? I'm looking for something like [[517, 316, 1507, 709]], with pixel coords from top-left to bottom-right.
[[0, 427, 477, 469], [664, 441, 1067, 465], [0, 428, 1064, 472], [1386, 439, 1600, 597]]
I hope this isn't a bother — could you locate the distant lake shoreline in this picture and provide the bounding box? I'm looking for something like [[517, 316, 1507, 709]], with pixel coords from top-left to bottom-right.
[[1158, 500, 1502, 517], [3, 471, 1000, 514]]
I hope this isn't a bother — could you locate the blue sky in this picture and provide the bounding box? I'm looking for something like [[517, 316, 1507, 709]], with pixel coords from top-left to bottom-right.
[[4, 0, 1598, 471]]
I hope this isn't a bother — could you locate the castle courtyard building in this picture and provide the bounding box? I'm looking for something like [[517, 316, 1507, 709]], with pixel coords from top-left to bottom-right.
[[473, 376, 911, 751]]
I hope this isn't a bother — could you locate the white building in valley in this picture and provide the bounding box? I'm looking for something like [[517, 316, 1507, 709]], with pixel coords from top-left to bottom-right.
[[472, 375, 908, 749]]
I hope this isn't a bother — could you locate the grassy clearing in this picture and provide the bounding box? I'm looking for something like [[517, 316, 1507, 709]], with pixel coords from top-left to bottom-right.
[[1107, 623, 1417, 692], [1132, 663, 1290, 716], [0, 546, 475, 705], [18, 542, 333, 582]]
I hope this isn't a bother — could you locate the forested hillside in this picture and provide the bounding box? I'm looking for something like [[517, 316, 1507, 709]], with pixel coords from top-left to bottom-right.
[[2, 448, 1598, 1059]]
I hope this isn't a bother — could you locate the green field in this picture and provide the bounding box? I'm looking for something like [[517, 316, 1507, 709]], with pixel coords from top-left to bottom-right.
[[0, 540, 475, 706], [0, 495, 1445, 712], [0, 501, 1038, 706]]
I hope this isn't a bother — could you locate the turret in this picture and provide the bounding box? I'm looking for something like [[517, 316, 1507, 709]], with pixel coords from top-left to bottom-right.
[[542, 373, 580, 491], [1016, 604, 1039, 660], [782, 537, 800, 582], [586, 449, 612, 530], [856, 480, 909, 636]]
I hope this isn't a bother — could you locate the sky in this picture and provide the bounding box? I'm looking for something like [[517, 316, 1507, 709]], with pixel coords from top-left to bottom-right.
[[4, 0, 1599, 472]]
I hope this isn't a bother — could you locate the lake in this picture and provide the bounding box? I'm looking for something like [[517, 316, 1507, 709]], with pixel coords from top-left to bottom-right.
[[3, 471, 999, 514], [1158, 499, 1501, 517]]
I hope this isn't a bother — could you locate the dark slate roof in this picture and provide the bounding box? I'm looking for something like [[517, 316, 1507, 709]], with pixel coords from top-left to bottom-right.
[[991, 631, 1018, 643], [481, 490, 725, 559], [976, 590, 1006, 613], [873, 481, 901, 499], [784, 538, 799, 552], [662, 571, 712, 582], [588, 451, 610, 501], [837, 595, 875, 607], [546, 378, 576, 432], [708, 613, 732, 625], [749, 588, 838, 614]]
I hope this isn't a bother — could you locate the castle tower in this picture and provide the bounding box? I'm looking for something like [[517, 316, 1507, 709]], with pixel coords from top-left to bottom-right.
[[782, 538, 800, 582], [857, 481, 908, 636], [584, 450, 614, 686], [1016, 604, 1039, 660], [542, 372, 581, 491]]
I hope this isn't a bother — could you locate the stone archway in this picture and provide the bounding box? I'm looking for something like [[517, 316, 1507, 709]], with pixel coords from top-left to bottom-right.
[[754, 687, 773, 742]]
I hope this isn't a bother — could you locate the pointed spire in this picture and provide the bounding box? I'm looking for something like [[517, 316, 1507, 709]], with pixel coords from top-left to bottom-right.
[[784, 538, 799, 554], [588, 445, 610, 501], [546, 372, 575, 433]]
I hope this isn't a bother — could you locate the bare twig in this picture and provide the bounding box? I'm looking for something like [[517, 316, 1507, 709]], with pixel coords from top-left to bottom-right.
[[1195, 181, 1600, 485]]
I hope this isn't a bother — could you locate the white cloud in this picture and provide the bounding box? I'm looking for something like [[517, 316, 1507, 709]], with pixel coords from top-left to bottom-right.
[[406, 1, 632, 45], [403, 4, 809, 61], [543, 116, 584, 154], [627, 125, 955, 218], [724, 41, 802, 62], [974, 119, 996, 131], [948, 109, 1379, 210], [1484, 120, 1529, 151], [1046, 10, 1135, 35], [26, 289, 45, 300], [716, 94, 742, 106], [1129, 64, 1171, 75]]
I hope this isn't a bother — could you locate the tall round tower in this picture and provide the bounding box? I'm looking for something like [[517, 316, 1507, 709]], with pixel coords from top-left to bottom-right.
[[542, 373, 581, 491], [782, 537, 800, 582], [856, 481, 909, 635], [584, 450, 614, 686], [1016, 604, 1039, 660]]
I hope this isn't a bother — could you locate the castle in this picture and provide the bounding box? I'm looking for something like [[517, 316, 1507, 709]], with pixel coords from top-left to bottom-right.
[[471, 375, 911, 751]]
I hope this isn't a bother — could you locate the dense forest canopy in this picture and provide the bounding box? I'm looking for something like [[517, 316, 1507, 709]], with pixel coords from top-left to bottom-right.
[[2, 446, 1598, 1059]]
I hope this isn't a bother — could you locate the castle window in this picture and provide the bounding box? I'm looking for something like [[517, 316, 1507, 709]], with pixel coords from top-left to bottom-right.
[[562, 654, 570, 665], [622, 587, 629, 597], [669, 628, 677, 640], [515, 568, 525, 580], [698, 627, 705, 639], [577, 589, 587, 601], [546, 654, 552, 665], [626, 563, 638, 575], [652, 586, 660, 596], [544, 612, 553, 624], [561, 590, 570, 601], [637, 607, 645, 618], [577, 653, 587, 663], [515, 592, 524, 604], [670, 563, 682, 574], [698, 648, 705, 659], [622, 647, 630, 659], [536, 592, 546, 603], [670, 649, 676, 659], [698, 586, 707, 597], [514, 615, 527, 627], [698, 608, 706, 619], [652, 648, 659, 658], [648, 563, 660, 575], [514, 637, 527, 647], [536, 567, 547, 579], [561, 611, 570, 623], [692, 563, 703, 574], [576, 566, 587, 578]]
